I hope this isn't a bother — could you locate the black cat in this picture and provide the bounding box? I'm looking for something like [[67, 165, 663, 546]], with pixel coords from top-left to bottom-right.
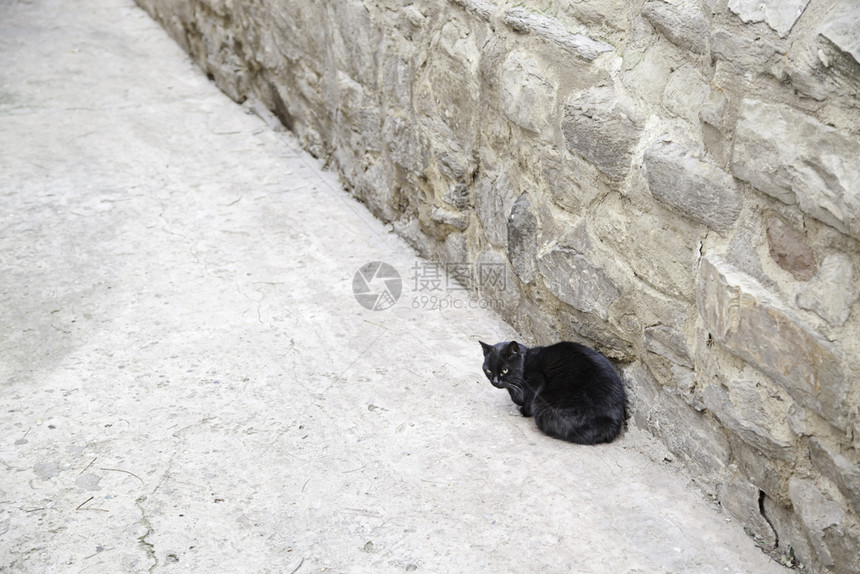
[[479, 340, 626, 444]]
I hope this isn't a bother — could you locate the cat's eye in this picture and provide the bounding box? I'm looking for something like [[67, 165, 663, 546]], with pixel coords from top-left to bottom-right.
[[501, 368, 509, 374]]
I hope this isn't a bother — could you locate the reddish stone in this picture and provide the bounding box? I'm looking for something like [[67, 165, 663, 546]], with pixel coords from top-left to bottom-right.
[[765, 216, 817, 281]]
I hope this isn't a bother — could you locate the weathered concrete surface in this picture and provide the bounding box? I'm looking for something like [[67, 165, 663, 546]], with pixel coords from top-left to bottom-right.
[[0, 1, 792, 573]]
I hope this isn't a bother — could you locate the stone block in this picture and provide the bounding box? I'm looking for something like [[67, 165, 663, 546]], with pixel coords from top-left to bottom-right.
[[506, 193, 538, 284], [382, 113, 427, 174], [699, 85, 729, 133], [787, 477, 845, 568], [809, 438, 860, 516], [503, 7, 614, 61], [786, 402, 808, 438], [394, 4, 426, 38], [702, 381, 794, 460], [430, 205, 469, 231], [329, 0, 377, 86], [764, 216, 817, 281], [558, 0, 628, 38], [443, 182, 471, 211], [710, 29, 786, 78], [475, 173, 517, 248], [796, 253, 858, 327], [828, 530, 860, 574], [729, 435, 782, 501], [642, 1, 709, 54], [625, 365, 730, 482], [761, 494, 816, 568], [644, 141, 741, 232], [731, 99, 860, 240], [449, 0, 495, 21], [591, 192, 700, 302], [623, 363, 659, 432], [697, 256, 848, 428], [718, 475, 776, 547], [621, 45, 674, 105], [381, 51, 415, 117], [539, 154, 602, 216], [414, 19, 481, 177], [333, 70, 366, 126], [562, 86, 644, 180], [819, 0, 860, 65], [788, 3, 860, 104], [663, 66, 709, 125], [500, 50, 558, 136], [353, 160, 397, 221], [537, 247, 621, 321], [727, 0, 810, 38], [644, 324, 693, 369]]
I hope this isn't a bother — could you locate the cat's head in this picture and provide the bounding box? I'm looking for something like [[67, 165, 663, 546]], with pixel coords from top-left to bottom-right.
[[479, 340, 525, 389]]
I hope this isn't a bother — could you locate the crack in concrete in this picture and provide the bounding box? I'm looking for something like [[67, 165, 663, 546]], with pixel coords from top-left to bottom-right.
[[132, 451, 173, 573], [135, 494, 158, 573]]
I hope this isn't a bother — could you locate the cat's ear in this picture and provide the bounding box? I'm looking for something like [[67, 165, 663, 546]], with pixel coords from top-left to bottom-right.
[[503, 340, 520, 359], [479, 341, 492, 356]]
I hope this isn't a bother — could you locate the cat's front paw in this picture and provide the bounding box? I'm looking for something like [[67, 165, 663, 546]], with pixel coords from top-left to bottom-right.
[[519, 405, 533, 418]]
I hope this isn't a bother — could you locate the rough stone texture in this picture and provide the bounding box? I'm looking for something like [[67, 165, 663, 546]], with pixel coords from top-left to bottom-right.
[[787, 478, 850, 570], [642, 0, 709, 54], [475, 173, 517, 249], [133, 0, 860, 571], [819, 0, 860, 65], [797, 253, 859, 327], [710, 29, 787, 78], [698, 256, 848, 428], [644, 324, 693, 369], [644, 140, 741, 232], [537, 247, 621, 321], [765, 215, 817, 281], [502, 7, 614, 61], [702, 381, 794, 460], [450, 0, 494, 21], [500, 50, 558, 136], [762, 494, 818, 569], [718, 475, 777, 547], [592, 193, 701, 301], [506, 192, 538, 284], [663, 66, 710, 124], [624, 364, 731, 481], [810, 438, 860, 517], [562, 85, 644, 180], [732, 99, 860, 240], [728, 0, 810, 38]]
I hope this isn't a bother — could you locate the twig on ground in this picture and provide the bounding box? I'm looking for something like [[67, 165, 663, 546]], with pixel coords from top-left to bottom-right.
[[289, 557, 305, 574], [100, 467, 145, 485], [79, 457, 97, 475]]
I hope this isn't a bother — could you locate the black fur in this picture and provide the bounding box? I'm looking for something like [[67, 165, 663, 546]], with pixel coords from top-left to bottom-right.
[[480, 340, 626, 445]]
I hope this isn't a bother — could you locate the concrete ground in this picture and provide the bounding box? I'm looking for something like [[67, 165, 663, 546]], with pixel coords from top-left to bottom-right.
[[0, 0, 790, 572]]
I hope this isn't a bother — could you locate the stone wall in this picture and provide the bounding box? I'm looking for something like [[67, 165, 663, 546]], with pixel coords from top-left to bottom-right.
[[133, 0, 860, 570]]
